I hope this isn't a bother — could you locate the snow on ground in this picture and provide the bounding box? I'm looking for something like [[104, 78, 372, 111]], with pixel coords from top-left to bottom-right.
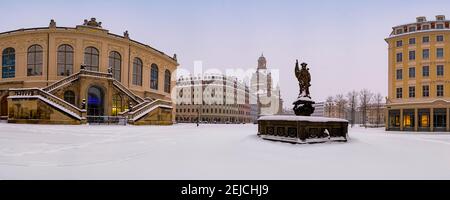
[[1, 122, 450, 180]]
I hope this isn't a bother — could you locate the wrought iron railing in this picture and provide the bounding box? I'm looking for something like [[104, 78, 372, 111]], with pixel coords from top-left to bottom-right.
[[87, 116, 127, 125]]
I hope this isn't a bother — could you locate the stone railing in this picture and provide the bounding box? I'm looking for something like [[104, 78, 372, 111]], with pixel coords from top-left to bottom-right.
[[118, 100, 149, 116], [43, 69, 113, 93], [79, 69, 113, 79], [128, 99, 172, 121], [9, 88, 85, 120], [112, 81, 145, 103], [43, 72, 81, 92]]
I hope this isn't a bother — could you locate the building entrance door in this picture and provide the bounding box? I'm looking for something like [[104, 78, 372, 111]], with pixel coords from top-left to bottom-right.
[[87, 86, 104, 116]]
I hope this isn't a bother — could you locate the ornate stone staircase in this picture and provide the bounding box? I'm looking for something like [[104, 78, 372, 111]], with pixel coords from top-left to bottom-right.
[[9, 88, 86, 120], [8, 69, 173, 124], [126, 99, 173, 122]]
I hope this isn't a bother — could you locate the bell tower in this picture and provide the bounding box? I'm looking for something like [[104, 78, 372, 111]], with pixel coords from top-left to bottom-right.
[[257, 53, 267, 69]]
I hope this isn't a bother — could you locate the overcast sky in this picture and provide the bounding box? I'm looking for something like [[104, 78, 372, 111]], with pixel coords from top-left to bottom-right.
[[1, 0, 450, 107]]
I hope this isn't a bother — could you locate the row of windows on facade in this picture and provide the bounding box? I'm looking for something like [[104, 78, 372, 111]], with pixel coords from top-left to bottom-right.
[[396, 48, 445, 62], [396, 35, 445, 47], [389, 109, 447, 129], [396, 65, 445, 80], [395, 85, 444, 99], [395, 23, 447, 35], [1, 45, 172, 93], [176, 108, 249, 115]]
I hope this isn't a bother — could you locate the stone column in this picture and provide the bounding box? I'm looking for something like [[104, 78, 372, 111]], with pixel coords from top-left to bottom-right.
[[430, 108, 434, 132], [414, 108, 419, 132], [400, 108, 404, 131]]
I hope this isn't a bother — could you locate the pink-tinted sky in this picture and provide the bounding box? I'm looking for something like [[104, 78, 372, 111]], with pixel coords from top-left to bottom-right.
[[1, 0, 449, 107]]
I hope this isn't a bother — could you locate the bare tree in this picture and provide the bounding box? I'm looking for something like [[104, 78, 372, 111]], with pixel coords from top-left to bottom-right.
[[335, 94, 347, 119], [359, 89, 373, 128], [325, 96, 334, 117], [373, 93, 384, 128], [347, 91, 358, 127]]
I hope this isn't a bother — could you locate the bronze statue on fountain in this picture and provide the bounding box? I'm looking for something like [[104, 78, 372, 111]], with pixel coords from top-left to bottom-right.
[[257, 59, 348, 144], [293, 60, 315, 116]]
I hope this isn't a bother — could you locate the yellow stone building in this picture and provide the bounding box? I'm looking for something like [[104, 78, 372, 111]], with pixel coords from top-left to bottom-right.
[[386, 15, 450, 131], [0, 18, 178, 125]]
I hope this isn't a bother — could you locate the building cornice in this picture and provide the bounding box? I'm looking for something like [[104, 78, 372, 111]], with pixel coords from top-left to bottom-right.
[[0, 26, 178, 65], [385, 29, 450, 42]]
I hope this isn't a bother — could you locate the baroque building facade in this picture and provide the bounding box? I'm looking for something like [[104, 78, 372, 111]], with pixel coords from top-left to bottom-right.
[[0, 18, 178, 125], [175, 74, 256, 124], [386, 15, 450, 132]]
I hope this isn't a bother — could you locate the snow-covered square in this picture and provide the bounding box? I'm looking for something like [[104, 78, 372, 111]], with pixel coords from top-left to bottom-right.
[[0, 122, 449, 180]]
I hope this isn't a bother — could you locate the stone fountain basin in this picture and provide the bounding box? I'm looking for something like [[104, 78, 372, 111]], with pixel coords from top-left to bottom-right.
[[258, 115, 349, 144]]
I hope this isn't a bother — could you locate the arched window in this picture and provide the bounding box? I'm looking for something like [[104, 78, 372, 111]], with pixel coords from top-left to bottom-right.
[[57, 45, 74, 76], [109, 51, 121, 81], [150, 64, 159, 90], [2, 48, 15, 78], [132, 58, 143, 86], [112, 94, 123, 116], [84, 47, 99, 71], [27, 45, 43, 76], [164, 70, 171, 93], [64, 90, 76, 105]]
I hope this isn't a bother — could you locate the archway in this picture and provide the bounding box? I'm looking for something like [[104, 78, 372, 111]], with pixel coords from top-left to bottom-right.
[[87, 86, 104, 116]]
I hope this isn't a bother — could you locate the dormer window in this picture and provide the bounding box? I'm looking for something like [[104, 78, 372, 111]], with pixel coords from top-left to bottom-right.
[[396, 28, 404, 35], [436, 23, 444, 29], [436, 15, 446, 21], [408, 26, 416, 32], [417, 16, 427, 23], [422, 24, 430, 30]]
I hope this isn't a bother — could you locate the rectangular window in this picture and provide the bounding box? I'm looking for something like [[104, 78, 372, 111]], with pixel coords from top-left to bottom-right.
[[396, 40, 403, 47], [423, 36, 430, 43], [437, 85, 444, 97], [409, 67, 415, 78], [396, 29, 403, 34], [422, 66, 429, 77], [409, 51, 416, 60], [409, 38, 416, 45], [437, 65, 444, 76], [419, 109, 430, 128], [437, 35, 444, 42], [409, 86, 416, 98], [423, 49, 430, 59], [409, 27, 416, 32], [423, 25, 430, 30], [396, 88, 403, 99], [396, 69, 403, 80], [437, 48, 444, 58], [437, 24, 444, 29], [396, 53, 403, 62], [423, 85, 430, 97]]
